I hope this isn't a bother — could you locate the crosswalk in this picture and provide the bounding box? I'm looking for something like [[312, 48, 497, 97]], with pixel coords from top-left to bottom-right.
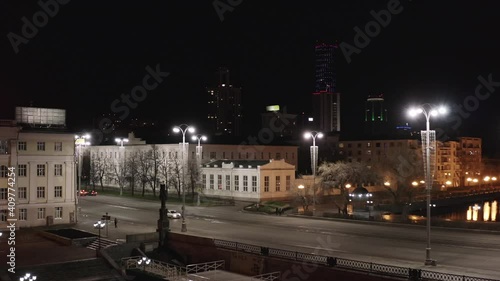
[[87, 238, 118, 250]]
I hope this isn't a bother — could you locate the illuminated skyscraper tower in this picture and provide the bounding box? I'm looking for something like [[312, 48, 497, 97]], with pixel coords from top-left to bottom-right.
[[312, 42, 340, 133]]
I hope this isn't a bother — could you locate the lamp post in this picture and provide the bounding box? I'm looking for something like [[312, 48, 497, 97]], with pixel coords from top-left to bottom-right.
[[173, 124, 195, 232], [298, 184, 305, 213], [137, 256, 151, 272], [115, 137, 129, 148], [304, 131, 323, 216], [192, 134, 207, 206], [19, 273, 37, 281], [408, 104, 447, 266], [93, 220, 106, 257], [75, 134, 91, 223]]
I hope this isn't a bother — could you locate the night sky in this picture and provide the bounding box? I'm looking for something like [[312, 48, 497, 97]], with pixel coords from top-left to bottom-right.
[[1, 1, 499, 153]]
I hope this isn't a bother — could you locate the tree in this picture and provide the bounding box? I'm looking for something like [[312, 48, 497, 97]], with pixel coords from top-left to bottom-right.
[[318, 161, 379, 214], [137, 150, 152, 197], [147, 145, 161, 197], [126, 151, 139, 196], [90, 154, 108, 191], [375, 146, 424, 204], [111, 156, 129, 196]]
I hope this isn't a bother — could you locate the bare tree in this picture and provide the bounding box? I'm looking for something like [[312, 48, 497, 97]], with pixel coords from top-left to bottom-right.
[[137, 150, 152, 197], [188, 159, 200, 201], [126, 151, 139, 196], [168, 157, 183, 198], [111, 156, 129, 196], [147, 145, 161, 197], [90, 153, 108, 191], [318, 161, 379, 214], [375, 146, 424, 204]]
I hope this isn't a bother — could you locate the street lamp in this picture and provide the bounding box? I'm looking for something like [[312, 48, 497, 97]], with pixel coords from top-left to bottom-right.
[[304, 131, 323, 216], [298, 184, 305, 212], [173, 124, 195, 232], [93, 220, 106, 257], [192, 134, 207, 206], [137, 256, 151, 271], [115, 137, 129, 148], [19, 273, 36, 281], [75, 134, 91, 223], [408, 104, 447, 266]]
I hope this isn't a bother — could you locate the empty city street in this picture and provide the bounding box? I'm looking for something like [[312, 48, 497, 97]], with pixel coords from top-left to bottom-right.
[[77, 195, 500, 279]]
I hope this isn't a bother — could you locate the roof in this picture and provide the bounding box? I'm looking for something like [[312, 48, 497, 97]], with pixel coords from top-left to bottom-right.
[[203, 159, 270, 168]]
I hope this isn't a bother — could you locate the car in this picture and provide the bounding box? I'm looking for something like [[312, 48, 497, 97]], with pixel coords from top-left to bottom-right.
[[79, 189, 97, 196], [167, 210, 181, 219]]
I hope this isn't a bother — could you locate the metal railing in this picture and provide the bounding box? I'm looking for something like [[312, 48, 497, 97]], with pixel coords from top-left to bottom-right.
[[186, 260, 225, 274], [121, 256, 185, 280], [213, 239, 500, 281]]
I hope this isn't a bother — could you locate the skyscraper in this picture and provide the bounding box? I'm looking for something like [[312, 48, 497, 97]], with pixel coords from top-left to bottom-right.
[[364, 94, 389, 137], [207, 67, 242, 136], [312, 42, 340, 133]]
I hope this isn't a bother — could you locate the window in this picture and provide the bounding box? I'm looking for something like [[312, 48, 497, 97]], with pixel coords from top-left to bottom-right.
[[276, 153, 281, 159], [292, 153, 295, 159], [37, 142, 45, 151], [37, 164, 45, 176], [234, 175, 239, 191], [357, 143, 361, 148], [202, 174, 207, 188], [210, 152, 216, 159], [54, 186, 62, 198], [223, 152, 226, 158], [252, 176, 257, 192], [209, 174, 214, 189], [376, 143, 381, 148], [18, 141, 26, 151], [37, 186, 45, 198], [54, 142, 62, 151], [367, 142, 371, 147], [217, 174, 222, 189], [37, 208, 45, 219], [241, 176, 247, 191], [276, 176, 281, 191], [55, 207, 63, 219], [285, 152, 288, 159], [264, 176, 270, 192], [0, 165, 7, 177], [238, 152, 241, 159], [225, 175, 231, 190], [54, 164, 63, 176], [0, 210, 6, 222], [18, 164, 27, 177], [18, 187, 27, 199], [19, 209, 27, 221], [0, 188, 6, 200], [286, 175, 291, 191]]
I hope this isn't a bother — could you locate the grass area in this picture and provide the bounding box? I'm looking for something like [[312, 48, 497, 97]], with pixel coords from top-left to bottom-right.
[[244, 201, 292, 214]]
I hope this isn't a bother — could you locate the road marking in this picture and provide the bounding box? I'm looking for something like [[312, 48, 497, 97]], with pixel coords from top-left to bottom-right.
[[108, 204, 139, 210]]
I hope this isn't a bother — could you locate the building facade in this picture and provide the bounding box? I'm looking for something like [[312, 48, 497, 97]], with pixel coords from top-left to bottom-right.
[[1, 121, 76, 229], [364, 94, 388, 137], [200, 159, 296, 202], [207, 67, 242, 137]]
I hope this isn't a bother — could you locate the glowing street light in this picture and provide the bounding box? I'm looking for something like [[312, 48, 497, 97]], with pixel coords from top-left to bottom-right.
[[408, 103, 447, 266], [19, 273, 37, 281], [412, 181, 419, 187], [115, 137, 129, 148], [75, 133, 91, 223], [191, 134, 207, 206], [304, 131, 323, 216], [93, 220, 106, 257], [137, 256, 151, 271], [173, 124, 195, 232]]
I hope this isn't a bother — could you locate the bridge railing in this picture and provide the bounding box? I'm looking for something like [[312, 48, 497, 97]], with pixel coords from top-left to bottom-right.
[[213, 239, 499, 281]]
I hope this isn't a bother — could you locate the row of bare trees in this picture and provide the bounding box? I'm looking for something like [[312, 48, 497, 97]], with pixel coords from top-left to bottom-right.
[[317, 146, 424, 213], [88, 145, 200, 198]]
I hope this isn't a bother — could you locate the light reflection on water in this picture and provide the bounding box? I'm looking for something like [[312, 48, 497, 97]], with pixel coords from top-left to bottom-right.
[[448, 200, 498, 222]]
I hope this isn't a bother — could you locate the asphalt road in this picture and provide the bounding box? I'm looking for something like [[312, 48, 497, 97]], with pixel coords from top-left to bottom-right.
[[77, 195, 500, 280]]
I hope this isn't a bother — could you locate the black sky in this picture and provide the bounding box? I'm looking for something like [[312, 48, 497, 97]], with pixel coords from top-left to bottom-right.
[[1, 1, 500, 152]]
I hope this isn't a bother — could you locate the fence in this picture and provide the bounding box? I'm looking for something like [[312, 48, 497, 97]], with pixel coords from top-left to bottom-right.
[[213, 239, 500, 281]]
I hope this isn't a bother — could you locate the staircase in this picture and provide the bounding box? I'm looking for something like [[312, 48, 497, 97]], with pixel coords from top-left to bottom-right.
[[87, 238, 118, 250]]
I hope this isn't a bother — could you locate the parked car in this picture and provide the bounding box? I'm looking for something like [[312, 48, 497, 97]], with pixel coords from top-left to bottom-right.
[[79, 189, 97, 196], [167, 210, 181, 219]]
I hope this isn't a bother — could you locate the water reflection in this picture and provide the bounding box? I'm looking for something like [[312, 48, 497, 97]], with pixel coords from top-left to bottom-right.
[[465, 200, 497, 222]]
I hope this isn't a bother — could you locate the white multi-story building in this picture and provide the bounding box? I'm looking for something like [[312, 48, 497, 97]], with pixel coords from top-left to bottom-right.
[[0, 120, 76, 229]]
